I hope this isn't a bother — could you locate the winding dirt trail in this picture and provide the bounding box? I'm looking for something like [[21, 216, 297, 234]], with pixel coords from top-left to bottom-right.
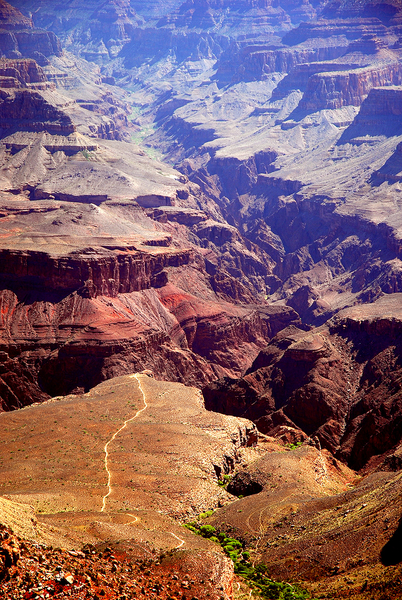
[[101, 374, 148, 513], [169, 532, 185, 549], [99, 374, 186, 550]]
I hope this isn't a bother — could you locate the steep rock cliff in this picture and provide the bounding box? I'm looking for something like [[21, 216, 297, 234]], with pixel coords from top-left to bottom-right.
[[216, 44, 348, 84], [203, 295, 402, 471], [0, 89, 74, 133], [0, 58, 47, 86], [0, 0, 31, 30], [323, 0, 402, 24], [0, 195, 299, 409], [0, 0, 61, 62], [300, 62, 402, 110]]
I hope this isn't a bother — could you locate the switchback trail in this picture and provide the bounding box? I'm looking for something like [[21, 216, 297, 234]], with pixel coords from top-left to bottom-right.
[[169, 532, 185, 549], [101, 374, 148, 513]]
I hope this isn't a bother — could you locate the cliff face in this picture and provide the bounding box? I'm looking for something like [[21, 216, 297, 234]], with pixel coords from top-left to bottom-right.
[[7, 0, 140, 61], [203, 296, 402, 471], [0, 259, 298, 406], [357, 84, 402, 116], [0, 246, 192, 297], [0, 0, 61, 62], [0, 196, 299, 408], [2, 2, 402, 597], [217, 44, 348, 83], [323, 0, 402, 24], [207, 151, 278, 197], [157, 0, 292, 34], [0, 58, 47, 86], [0, 89, 75, 133], [300, 62, 402, 110], [0, 0, 31, 30], [282, 17, 388, 45]]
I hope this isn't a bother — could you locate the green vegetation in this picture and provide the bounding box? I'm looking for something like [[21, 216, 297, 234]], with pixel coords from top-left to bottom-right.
[[199, 509, 214, 519], [218, 473, 231, 487], [286, 441, 303, 451], [127, 106, 141, 122], [183, 521, 315, 600], [81, 149, 96, 161]]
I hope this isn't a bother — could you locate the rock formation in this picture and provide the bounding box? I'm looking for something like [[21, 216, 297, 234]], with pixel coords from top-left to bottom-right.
[[299, 62, 402, 111], [0, 0, 61, 63], [1, 0, 402, 597], [204, 295, 402, 471]]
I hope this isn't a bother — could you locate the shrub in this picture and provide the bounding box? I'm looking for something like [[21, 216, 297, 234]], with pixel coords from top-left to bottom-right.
[[218, 473, 232, 487], [199, 524, 216, 537], [181, 520, 316, 600], [199, 510, 214, 518], [287, 441, 303, 451]]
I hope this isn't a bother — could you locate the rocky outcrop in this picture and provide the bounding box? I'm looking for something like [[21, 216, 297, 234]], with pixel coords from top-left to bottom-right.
[[340, 85, 402, 148], [130, 0, 183, 16], [0, 30, 61, 63], [0, 191, 300, 407], [208, 151, 277, 197], [0, 522, 235, 600], [203, 296, 402, 470], [203, 325, 348, 452], [299, 62, 402, 110], [5, 0, 138, 62], [210, 450, 402, 597], [0, 0, 31, 30], [157, 0, 292, 34], [271, 59, 363, 100], [81, 1, 143, 60], [0, 0, 61, 62], [0, 89, 74, 133], [330, 308, 402, 470], [10, 30, 61, 60], [146, 206, 208, 225], [0, 58, 47, 86], [323, 0, 402, 24], [356, 84, 402, 117], [158, 282, 299, 370], [0, 246, 191, 297], [217, 44, 348, 83], [282, 17, 388, 46], [0, 273, 281, 404]]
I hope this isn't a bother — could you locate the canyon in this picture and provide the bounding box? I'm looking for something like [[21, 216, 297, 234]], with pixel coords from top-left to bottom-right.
[[0, 0, 402, 598]]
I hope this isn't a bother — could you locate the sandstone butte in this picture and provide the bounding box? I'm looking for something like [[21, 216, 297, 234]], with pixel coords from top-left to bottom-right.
[[1, 0, 402, 598]]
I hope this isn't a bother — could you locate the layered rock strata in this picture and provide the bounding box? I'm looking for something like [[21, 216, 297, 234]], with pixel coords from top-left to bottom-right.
[[0, 0, 61, 62], [300, 62, 402, 110], [203, 295, 402, 471], [0, 195, 298, 408]]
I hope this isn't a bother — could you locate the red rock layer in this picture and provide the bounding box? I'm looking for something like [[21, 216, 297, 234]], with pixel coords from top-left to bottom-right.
[[300, 62, 402, 110], [0, 0, 32, 31], [203, 301, 402, 471], [0, 58, 46, 86], [0, 89, 74, 133], [0, 247, 191, 297]]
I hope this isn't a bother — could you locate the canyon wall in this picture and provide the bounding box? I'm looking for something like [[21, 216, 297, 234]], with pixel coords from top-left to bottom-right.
[[203, 298, 402, 471], [300, 62, 402, 110]]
